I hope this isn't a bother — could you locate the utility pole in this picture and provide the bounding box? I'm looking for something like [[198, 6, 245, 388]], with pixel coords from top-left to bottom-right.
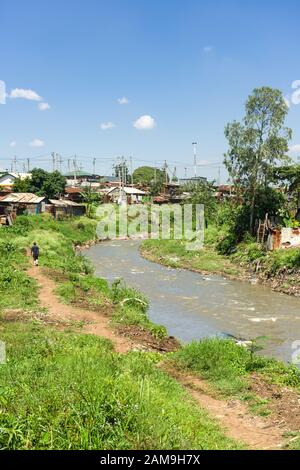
[[192, 142, 197, 178], [27, 158, 30, 172], [51, 152, 56, 172], [73, 155, 77, 186], [68, 159, 71, 172], [164, 160, 168, 185], [57, 154, 63, 173], [130, 156, 133, 186], [93, 157, 96, 175], [218, 166, 221, 186]]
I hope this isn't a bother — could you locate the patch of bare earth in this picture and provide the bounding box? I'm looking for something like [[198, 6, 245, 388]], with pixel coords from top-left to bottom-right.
[[116, 325, 179, 353], [19, 264, 297, 450], [26, 266, 134, 353], [249, 373, 300, 434], [163, 364, 287, 450]]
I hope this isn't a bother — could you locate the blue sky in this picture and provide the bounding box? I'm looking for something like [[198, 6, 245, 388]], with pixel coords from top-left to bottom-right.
[[0, 0, 300, 180]]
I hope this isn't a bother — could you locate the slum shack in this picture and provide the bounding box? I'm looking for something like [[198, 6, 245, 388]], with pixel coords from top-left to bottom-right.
[[46, 199, 86, 219], [0, 193, 46, 215]]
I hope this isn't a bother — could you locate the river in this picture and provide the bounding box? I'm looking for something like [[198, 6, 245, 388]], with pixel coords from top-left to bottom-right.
[[84, 240, 300, 363]]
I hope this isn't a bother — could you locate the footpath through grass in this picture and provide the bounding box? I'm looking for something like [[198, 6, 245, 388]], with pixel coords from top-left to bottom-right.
[[0, 214, 167, 340], [0, 321, 242, 450]]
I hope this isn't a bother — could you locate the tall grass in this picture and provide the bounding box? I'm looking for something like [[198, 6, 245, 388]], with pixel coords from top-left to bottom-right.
[[0, 322, 241, 450]]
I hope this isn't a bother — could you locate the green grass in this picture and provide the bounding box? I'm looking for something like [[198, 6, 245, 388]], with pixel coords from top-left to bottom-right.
[[0, 214, 168, 339], [0, 321, 242, 450], [171, 338, 300, 397], [141, 238, 242, 277]]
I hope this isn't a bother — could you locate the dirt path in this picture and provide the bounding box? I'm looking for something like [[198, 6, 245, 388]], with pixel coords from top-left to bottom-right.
[[26, 264, 288, 450], [164, 366, 286, 450], [27, 266, 134, 353]]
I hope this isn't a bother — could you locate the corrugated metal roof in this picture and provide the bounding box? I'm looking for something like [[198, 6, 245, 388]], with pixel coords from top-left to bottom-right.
[[0, 193, 46, 204], [49, 199, 83, 207], [107, 186, 146, 195]]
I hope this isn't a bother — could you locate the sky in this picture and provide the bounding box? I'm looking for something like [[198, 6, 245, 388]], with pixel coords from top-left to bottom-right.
[[0, 0, 300, 181]]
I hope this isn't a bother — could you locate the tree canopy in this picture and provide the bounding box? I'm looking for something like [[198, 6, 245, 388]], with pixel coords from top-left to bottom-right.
[[224, 87, 291, 232], [133, 166, 166, 185], [13, 168, 66, 199]]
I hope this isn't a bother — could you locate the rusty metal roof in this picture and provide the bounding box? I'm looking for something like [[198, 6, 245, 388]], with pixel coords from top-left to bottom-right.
[[0, 193, 46, 204], [49, 199, 83, 207]]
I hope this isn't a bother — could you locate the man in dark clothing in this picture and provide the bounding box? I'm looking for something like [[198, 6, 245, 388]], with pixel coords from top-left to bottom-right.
[[31, 242, 39, 266]]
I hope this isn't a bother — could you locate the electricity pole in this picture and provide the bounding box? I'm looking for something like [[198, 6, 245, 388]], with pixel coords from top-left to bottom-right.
[[130, 156, 133, 186], [93, 157, 96, 175], [192, 142, 197, 178], [51, 152, 56, 172]]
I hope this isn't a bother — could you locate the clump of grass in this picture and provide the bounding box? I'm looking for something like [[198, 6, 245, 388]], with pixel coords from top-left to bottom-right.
[[172, 338, 300, 396], [0, 321, 242, 450]]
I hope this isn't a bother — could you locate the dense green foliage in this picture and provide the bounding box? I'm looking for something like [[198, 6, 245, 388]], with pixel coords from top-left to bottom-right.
[[224, 87, 291, 232], [133, 166, 166, 186], [13, 168, 66, 199], [0, 322, 241, 450], [173, 338, 300, 396]]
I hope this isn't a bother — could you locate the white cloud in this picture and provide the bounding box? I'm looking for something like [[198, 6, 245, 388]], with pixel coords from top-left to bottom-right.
[[289, 144, 300, 154], [10, 141, 16, 148], [10, 88, 42, 101], [30, 138, 45, 148], [133, 115, 156, 130], [203, 45, 214, 53], [100, 122, 115, 130], [38, 102, 50, 111], [117, 96, 129, 105]]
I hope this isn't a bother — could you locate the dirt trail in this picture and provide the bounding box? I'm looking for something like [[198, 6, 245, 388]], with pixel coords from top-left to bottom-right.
[[27, 266, 134, 353], [26, 264, 287, 450], [164, 366, 286, 450]]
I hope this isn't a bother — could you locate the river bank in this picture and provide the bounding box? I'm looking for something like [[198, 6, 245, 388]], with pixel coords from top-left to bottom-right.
[[140, 239, 300, 297], [1, 215, 300, 450]]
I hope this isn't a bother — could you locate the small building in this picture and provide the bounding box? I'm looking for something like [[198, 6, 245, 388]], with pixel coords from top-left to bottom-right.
[[64, 187, 84, 203], [106, 186, 147, 204], [0, 193, 46, 215], [46, 199, 86, 219], [0, 172, 31, 188]]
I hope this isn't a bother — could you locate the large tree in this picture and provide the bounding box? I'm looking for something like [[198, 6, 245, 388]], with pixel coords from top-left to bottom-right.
[[272, 164, 300, 216], [13, 168, 66, 199], [224, 87, 291, 232], [132, 166, 166, 186]]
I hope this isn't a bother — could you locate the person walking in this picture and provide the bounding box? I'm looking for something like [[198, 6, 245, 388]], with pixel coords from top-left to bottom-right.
[[31, 242, 40, 266]]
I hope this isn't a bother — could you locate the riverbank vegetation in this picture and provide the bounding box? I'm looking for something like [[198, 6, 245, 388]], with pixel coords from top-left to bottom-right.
[[1, 214, 300, 449], [0, 321, 241, 450], [142, 88, 300, 295]]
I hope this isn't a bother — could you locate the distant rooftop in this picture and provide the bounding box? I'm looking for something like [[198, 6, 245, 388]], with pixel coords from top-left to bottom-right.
[[64, 170, 94, 178]]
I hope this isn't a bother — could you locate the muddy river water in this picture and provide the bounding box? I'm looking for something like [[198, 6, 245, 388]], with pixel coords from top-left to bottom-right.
[[85, 240, 300, 363]]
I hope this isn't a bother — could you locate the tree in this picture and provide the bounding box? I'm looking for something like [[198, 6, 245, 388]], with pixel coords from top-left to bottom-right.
[[80, 185, 101, 218], [13, 168, 66, 199], [272, 164, 300, 213], [224, 87, 292, 233], [184, 181, 217, 223], [132, 166, 166, 186], [41, 171, 66, 199], [13, 176, 31, 192]]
